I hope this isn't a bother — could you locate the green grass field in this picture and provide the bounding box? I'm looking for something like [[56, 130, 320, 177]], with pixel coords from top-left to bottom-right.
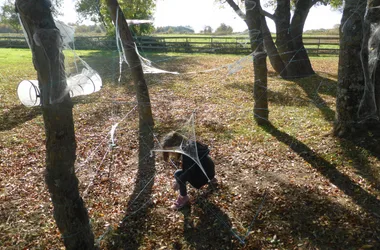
[[0, 33, 340, 54], [0, 48, 379, 249]]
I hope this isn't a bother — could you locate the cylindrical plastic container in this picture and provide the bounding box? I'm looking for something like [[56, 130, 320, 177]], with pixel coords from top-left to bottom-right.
[[17, 80, 41, 107], [67, 69, 102, 97], [17, 70, 102, 106]]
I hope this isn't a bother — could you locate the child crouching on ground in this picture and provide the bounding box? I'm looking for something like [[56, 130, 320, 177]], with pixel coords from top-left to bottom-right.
[[161, 131, 217, 210]]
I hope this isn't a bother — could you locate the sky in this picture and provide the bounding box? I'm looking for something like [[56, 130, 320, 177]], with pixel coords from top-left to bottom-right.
[[153, 0, 342, 33], [3, 0, 343, 33]]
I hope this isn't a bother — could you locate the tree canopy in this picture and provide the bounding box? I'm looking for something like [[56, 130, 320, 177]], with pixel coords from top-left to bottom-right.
[[214, 23, 233, 35], [1, 0, 21, 32], [154, 26, 194, 34], [262, 0, 343, 9], [1, 0, 63, 33], [76, 0, 156, 35]]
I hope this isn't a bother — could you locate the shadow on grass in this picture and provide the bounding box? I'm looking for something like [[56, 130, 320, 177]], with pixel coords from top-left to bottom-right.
[[180, 199, 237, 250], [339, 137, 380, 191], [259, 122, 380, 219], [346, 127, 380, 160], [79, 50, 199, 84], [105, 132, 156, 250], [0, 105, 41, 131], [224, 74, 336, 123], [245, 180, 380, 249], [225, 81, 312, 107], [79, 50, 121, 84], [290, 74, 336, 122]]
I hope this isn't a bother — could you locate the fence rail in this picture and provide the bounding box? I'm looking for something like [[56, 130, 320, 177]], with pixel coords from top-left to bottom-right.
[[0, 35, 340, 55]]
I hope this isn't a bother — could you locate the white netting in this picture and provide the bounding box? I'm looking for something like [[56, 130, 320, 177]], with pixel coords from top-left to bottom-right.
[[151, 113, 211, 183], [17, 19, 102, 106], [114, 8, 179, 78]]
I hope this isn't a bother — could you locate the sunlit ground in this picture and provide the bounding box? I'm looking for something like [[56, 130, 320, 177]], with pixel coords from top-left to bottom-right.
[[0, 48, 379, 249]]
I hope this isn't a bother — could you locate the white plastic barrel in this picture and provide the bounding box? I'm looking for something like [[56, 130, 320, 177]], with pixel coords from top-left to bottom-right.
[[17, 80, 41, 107], [67, 69, 102, 97], [17, 69, 102, 107], [17, 70, 102, 107]]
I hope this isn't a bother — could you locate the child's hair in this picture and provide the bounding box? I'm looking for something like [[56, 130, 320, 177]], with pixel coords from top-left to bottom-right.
[[161, 131, 188, 161]]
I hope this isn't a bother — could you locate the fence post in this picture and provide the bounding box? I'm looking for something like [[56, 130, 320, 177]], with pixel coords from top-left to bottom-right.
[[0, 35, 341, 55], [317, 37, 321, 56]]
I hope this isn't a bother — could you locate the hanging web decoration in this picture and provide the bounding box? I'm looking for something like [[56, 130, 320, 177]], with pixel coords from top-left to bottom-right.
[[227, 52, 254, 75], [151, 113, 211, 183], [17, 19, 102, 107], [114, 8, 179, 80], [149, 113, 268, 245]]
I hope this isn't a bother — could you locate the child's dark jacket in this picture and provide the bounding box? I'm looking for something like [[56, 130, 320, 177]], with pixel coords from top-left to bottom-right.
[[181, 141, 215, 189]]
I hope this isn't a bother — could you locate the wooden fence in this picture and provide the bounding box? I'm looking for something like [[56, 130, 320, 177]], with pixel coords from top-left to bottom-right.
[[0, 35, 340, 55]]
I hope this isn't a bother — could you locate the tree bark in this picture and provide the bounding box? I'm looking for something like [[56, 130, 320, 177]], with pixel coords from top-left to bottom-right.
[[246, 0, 269, 124], [367, 0, 380, 118], [274, 0, 315, 78], [105, 0, 154, 172], [15, 0, 95, 249], [334, 0, 366, 137], [225, 0, 287, 78], [261, 15, 288, 78], [290, 0, 315, 77], [274, 0, 293, 65], [371, 0, 380, 118], [358, 0, 380, 124]]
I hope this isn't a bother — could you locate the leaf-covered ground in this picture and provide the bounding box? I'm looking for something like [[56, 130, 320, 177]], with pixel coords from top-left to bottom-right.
[[1, 48, 380, 249]]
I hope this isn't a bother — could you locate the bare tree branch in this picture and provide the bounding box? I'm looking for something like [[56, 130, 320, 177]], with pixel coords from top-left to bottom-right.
[[259, 8, 276, 21], [225, 0, 246, 20]]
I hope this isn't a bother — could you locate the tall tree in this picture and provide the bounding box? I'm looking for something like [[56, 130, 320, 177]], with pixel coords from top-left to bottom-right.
[[15, 0, 95, 249], [248, 0, 269, 124], [225, 0, 342, 79], [105, 0, 155, 185], [357, 0, 380, 122], [214, 23, 234, 34], [272, 0, 315, 78], [334, 0, 380, 137], [226, 0, 269, 123], [76, 0, 155, 35]]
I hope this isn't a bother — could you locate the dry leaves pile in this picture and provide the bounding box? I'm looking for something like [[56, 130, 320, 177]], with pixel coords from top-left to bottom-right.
[[1, 51, 380, 249]]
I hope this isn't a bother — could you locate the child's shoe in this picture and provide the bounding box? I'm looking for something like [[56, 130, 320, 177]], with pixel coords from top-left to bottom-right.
[[210, 177, 218, 184], [171, 195, 189, 210]]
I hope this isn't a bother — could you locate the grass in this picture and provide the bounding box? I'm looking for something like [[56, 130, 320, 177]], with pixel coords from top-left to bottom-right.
[[0, 48, 380, 249]]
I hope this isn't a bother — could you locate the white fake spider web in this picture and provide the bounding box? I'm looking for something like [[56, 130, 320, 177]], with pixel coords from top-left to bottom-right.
[[16, 18, 103, 106], [151, 113, 212, 183]]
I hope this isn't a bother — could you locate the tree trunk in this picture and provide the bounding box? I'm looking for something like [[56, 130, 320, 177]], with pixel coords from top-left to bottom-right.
[[246, 0, 269, 124], [290, 0, 315, 77], [105, 0, 154, 172], [261, 15, 288, 78], [357, 0, 380, 124], [334, 0, 366, 137], [274, 0, 315, 78], [367, 0, 380, 120], [225, 0, 286, 79], [15, 0, 95, 249], [274, 0, 293, 64]]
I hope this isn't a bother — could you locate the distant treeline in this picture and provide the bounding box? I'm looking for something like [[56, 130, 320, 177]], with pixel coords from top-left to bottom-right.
[[0, 22, 340, 36], [0, 23, 19, 33], [154, 26, 195, 34], [304, 24, 339, 36], [67, 23, 106, 34]]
